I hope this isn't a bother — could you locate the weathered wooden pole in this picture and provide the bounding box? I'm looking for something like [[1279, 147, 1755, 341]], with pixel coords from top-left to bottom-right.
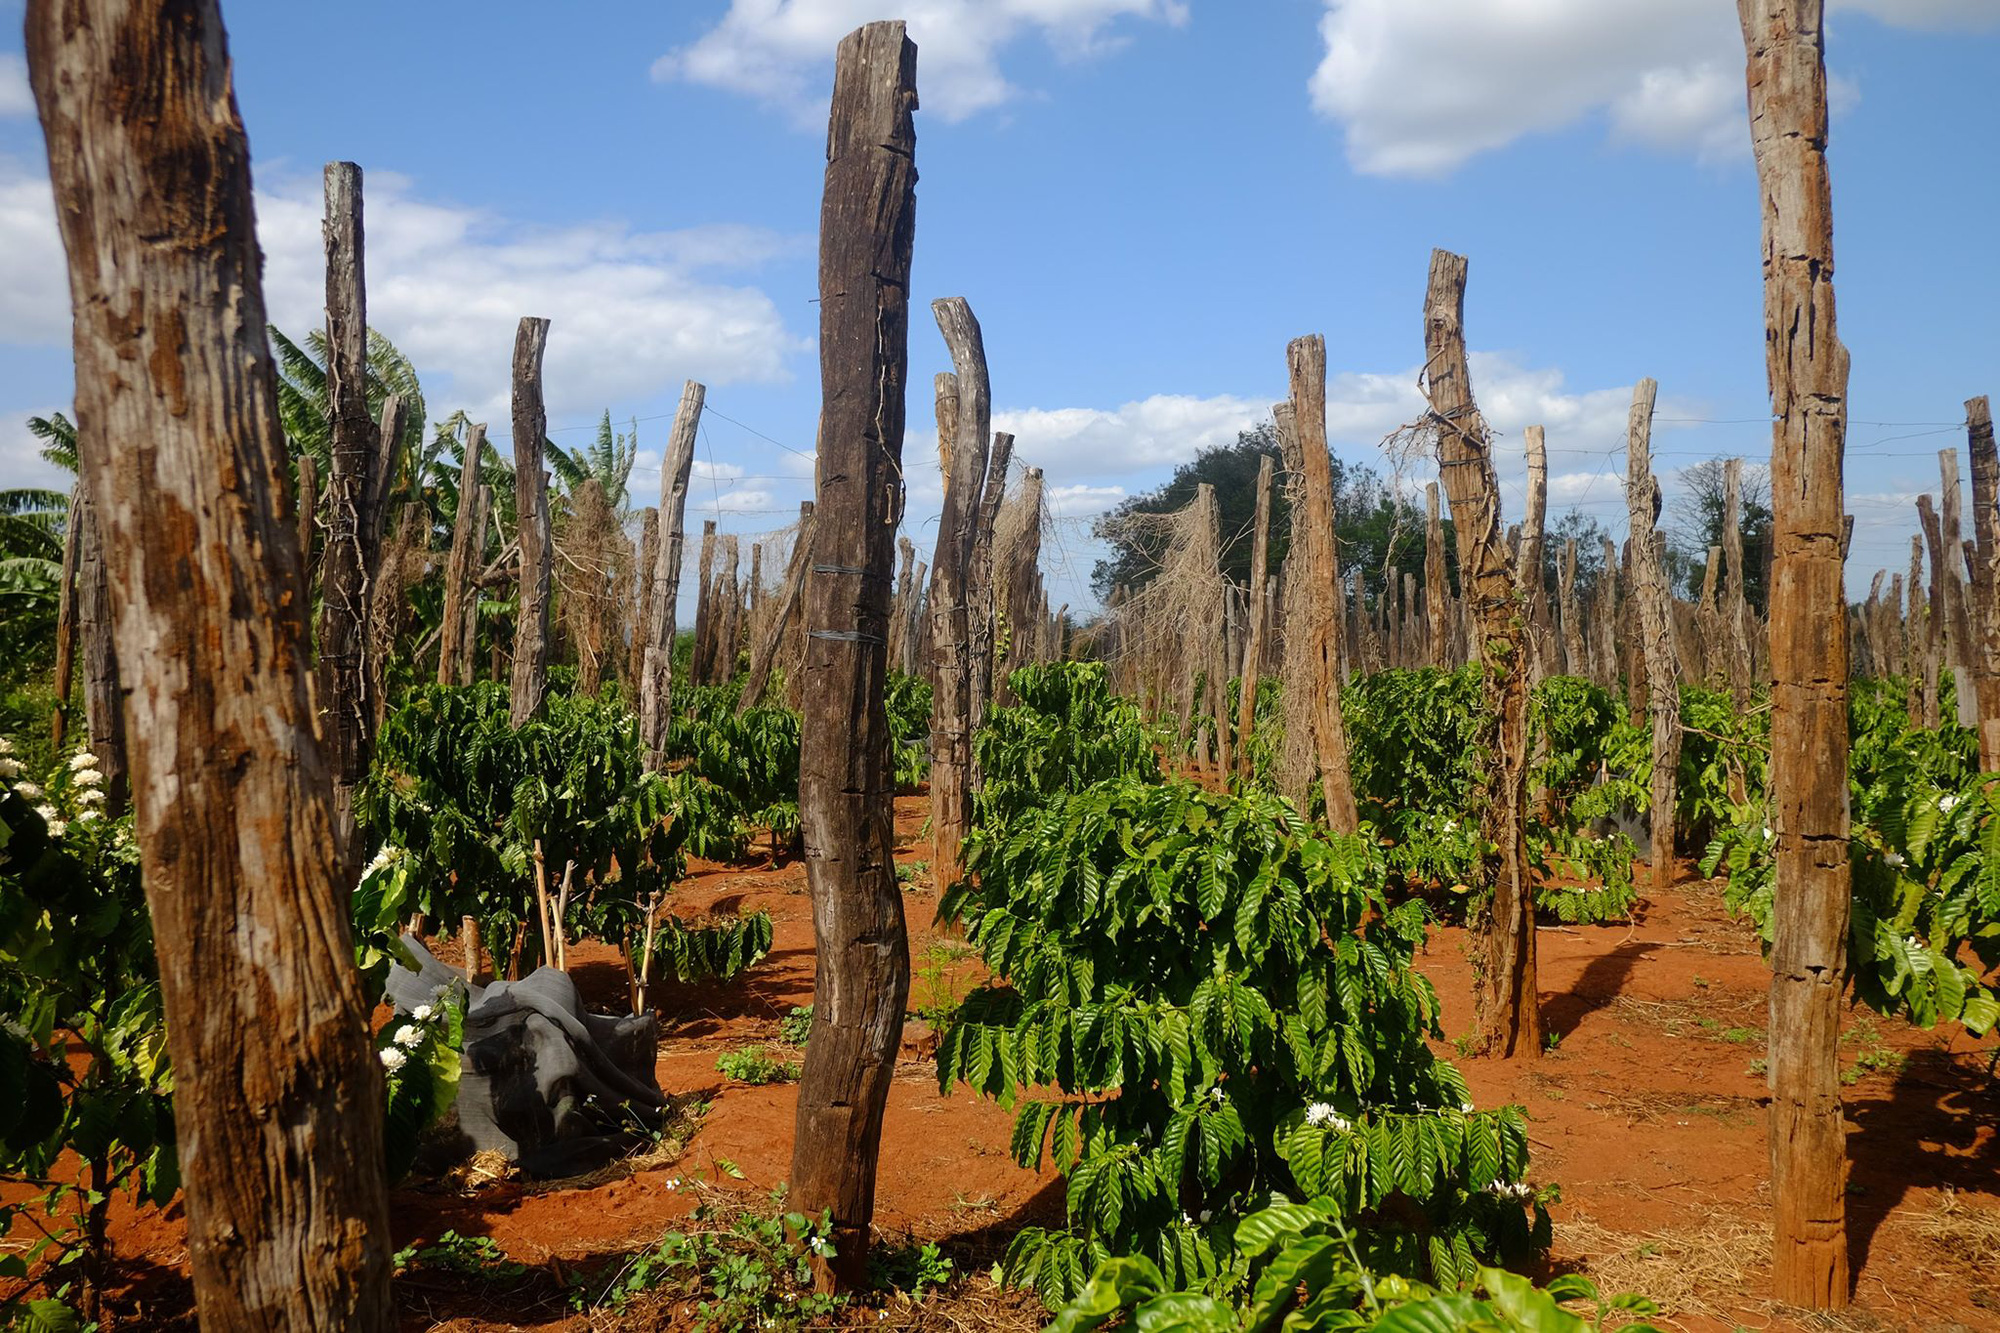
[[790, 19, 917, 1291], [1424, 482, 1449, 667], [1626, 380, 1682, 897], [1234, 453, 1275, 775], [995, 466, 1045, 704], [1939, 452, 1973, 691], [438, 423, 488, 686], [76, 487, 128, 813], [1518, 424, 1550, 688], [25, 1, 395, 1323], [889, 535, 915, 677], [295, 451, 319, 588], [315, 161, 377, 877], [509, 317, 553, 726], [1740, 0, 1853, 1306], [49, 481, 82, 748], [740, 503, 816, 713], [1964, 397, 2000, 769], [927, 319, 987, 889], [631, 507, 660, 690], [1723, 458, 1754, 704], [1912, 534, 1938, 726], [361, 392, 406, 720], [1594, 535, 1620, 692], [640, 381, 706, 764], [1558, 539, 1583, 678], [1422, 250, 1538, 1057], [967, 432, 1013, 748], [692, 519, 719, 685], [716, 535, 743, 683], [1286, 336, 1361, 832]]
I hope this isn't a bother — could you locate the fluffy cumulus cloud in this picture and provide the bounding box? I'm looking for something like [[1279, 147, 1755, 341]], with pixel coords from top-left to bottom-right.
[[654, 0, 1188, 123], [0, 53, 30, 118], [0, 157, 805, 432], [1309, 0, 1985, 177]]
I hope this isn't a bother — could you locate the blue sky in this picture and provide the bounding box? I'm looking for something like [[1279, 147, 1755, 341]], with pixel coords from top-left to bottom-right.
[[3, 0, 1998, 611]]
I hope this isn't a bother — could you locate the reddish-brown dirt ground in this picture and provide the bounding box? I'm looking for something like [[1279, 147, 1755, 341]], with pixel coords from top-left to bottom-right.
[[9, 794, 1999, 1331]]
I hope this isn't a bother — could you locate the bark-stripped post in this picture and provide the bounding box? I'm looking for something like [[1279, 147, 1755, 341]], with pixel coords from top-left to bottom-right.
[[1918, 495, 1953, 715], [1424, 482, 1449, 667], [889, 535, 915, 676], [1287, 336, 1361, 833], [1698, 547, 1726, 687], [76, 488, 128, 814], [1912, 535, 1938, 727], [49, 481, 83, 749], [1964, 397, 2000, 769], [904, 562, 928, 675], [1626, 379, 1682, 897], [997, 466, 1045, 703], [1193, 483, 1231, 775], [631, 507, 660, 690], [438, 423, 488, 686], [791, 20, 917, 1290], [1234, 453, 1276, 775], [692, 520, 719, 685], [966, 432, 1013, 746], [368, 503, 425, 728], [740, 503, 817, 713], [1518, 425, 1550, 688], [295, 451, 318, 587], [1740, 0, 1854, 1306], [1559, 540, 1583, 678], [25, 3, 396, 1323], [1939, 452, 1973, 686], [1422, 251, 1538, 1057], [927, 315, 990, 890], [640, 381, 706, 765], [361, 392, 406, 717], [1594, 536, 1620, 692], [509, 317, 554, 726], [716, 536, 743, 682], [316, 161, 376, 877], [1723, 458, 1754, 705]]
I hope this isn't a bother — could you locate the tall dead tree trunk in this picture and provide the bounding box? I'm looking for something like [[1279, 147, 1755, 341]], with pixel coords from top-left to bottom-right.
[[295, 451, 318, 590], [692, 520, 719, 685], [1424, 482, 1449, 667], [438, 424, 488, 687], [997, 466, 1044, 704], [509, 317, 553, 726], [1287, 336, 1360, 833], [740, 503, 816, 713], [927, 320, 986, 891], [1740, 0, 1854, 1306], [966, 432, 1013, 751], [641, 381, 705, 765], [631, 507, 660, 690], [791, 20, 917, 1290], [26, 2, 396, 1323], [1422, 250, 1538, 1058], [1518, 425, 1550, 688], [1723, 458, 1755, 705], [1964, 397, 2000, 770], [316, 161, 376, 879], [1559, 540, 1583, 678], [1235, 453, 1275, 775], [1912, 535, 1938, 727], [1626, 380, 1682, 898], [1594, 536, 1620, 693]]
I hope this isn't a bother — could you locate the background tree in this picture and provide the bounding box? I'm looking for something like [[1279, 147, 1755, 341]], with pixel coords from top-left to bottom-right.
[[1669, 458, 1772, 613], [1092, 421, 1441, 602], [1541, 509, 1613, 602], [0, 415, 73, 686]]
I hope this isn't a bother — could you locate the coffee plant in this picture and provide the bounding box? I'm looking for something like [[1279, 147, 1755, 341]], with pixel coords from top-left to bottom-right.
[[887, 670, 933, 792]]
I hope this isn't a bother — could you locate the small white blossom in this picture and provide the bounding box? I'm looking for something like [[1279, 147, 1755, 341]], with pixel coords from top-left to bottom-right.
[[0, 758, 20, 778], [1939, 794, 1961, 814], [1304, 1102, 1350, 1132], [1484, 1180, 1534, 1201], [72, 768, 103, 789], [1180, 1211, 1195, 1226], [1444, 820, 1458, 832], [1460, 1101, 1476, 1114], [393, 1024, 424, 1049], [45, 820, 66, 838], [1198, 1209, 1212, 1223], [0, 736, 14, 754], [411, 1004, 435, 1023], [430, 982, 456, 1001], [1207, 1086, 1224, 1104], [15, 781, 43, 800], [378, 1046, 408, 1072], [75, 809, 102, 824], [1762, 826, 1776, 843], [362, 845, 399, 879], [664, 1178, 681, 1190], [1884, 851, 1906, 869], [34, 803, 58, 822], [808, 1235, 831, 1256], [76, 787, 106, 806], [67, 751, 98, 771]]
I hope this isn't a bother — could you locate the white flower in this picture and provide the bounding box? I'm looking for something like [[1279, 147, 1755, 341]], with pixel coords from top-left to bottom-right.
[[45, 820, 66, 838], [72, 768, 103, 790], [1207, 1087, 1224, 1104], [15, 781, 43, 799], [75, 809, 102, 824], [411, 1004, 434, 1023], [808, 1235, 831, 1256], [430, 982, 456, 1001], [1305, 1102, 1350, 1130], [1180, 1211, 1195, 1226], [1762, 826, 1776, 843], [0, 758, 20, 778], [33, 803, 58, 822], [664, 1178, 681, 1190], [1460, 1101, 1476, 1114], [1484, 1180, 1534, 1201], [1444, 820, 1458, 832], [67, 751, 97, 771], [1939, 794, 1961, 814], [393, 1024, 424, 1049], [378, 1046, 407, 1072], [0, 736, 14, 754], [1198, 1209, 1212, 1223], [76, 788, 106, 806], [1884, 851, 1906, 869], [361, 845, 399, 880]]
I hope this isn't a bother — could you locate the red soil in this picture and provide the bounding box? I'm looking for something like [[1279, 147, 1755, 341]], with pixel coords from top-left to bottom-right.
[[9, 797, 1998, 1330]]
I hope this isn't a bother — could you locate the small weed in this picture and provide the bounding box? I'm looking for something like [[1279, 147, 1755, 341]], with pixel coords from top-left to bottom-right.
[[779, 1005, 814, 1047], [1543, 1030, 1564, 1053], [950, 1191, 999, 1214], [1451, 1030, 1478, 1059], [868, 1239, 954, 1299], [896, 860, 932, 889], [1746, 1058, 1768, 1076], [1721, 1027, 1757, 1044], [913, 942, 972, 1027], [1691, 975, 1710, 989], [394, 1230, 527, 1281], [716, 1047, 800, 1085]]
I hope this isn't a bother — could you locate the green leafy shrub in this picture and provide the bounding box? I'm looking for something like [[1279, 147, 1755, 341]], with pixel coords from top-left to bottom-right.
[[373, 974, 466, 1180], [887, 670, 933, 791], [1528, 677, 1642, 924], [973, 662, 1157, 830], [1342, 667, 1486, 891], [566, 1198, 842, 1328], [714, 1047, 800, 1085], [648, 912, 775, 986], [661, 683, 802, 858]]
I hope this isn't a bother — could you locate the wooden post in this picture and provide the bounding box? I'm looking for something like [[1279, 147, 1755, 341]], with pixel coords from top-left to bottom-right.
[[631, 507, 660, 690], [438, 423, 488, 686], [1286, 337, 1361, 833], [640, 381, 705, 764], [368, 502, 424, 728], [967, 432, 1013, 745], [1912, 535, 1937, 727], [49, 481, 82, 748], [889, 535, 915, 677], [1559, 540, 1583, 678], [928, 315, 989, 890], [790, 20, 916, 1291], [25, 2, 396, 1322], [295, 451, 318, 589], [1424, 482, 1449, 667], [1191, 483, 1231, 776], [1422, 250, 1538, 1057], [1594, 535, 1620, 693], [904, 562, 928, 676], [1698, 547, 1726, 687], [716, 535, 743, 683], [1518, 424, 1550, 688], [1234, 453, 1275, 775], [509, 316, 553, 726], [1740, 0, 1853, 1306], [692, 519, 719, 685], [1964, 397, 2000, 768], [1723, 459, 1754, 704], [740, 503, 816, 713], [1626, 379, 1682, 898], [76, 486, 128, 814], [1939, 452, 1973, 687], [316, 161, 376, 879]]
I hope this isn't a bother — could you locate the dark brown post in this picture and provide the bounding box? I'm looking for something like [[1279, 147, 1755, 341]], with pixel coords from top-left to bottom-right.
[[1626, 380, 1682, 897], [1425, 483, 1450, 667], [1423, 250, 1538, 1057], [640, 381, 705, 764], [889, 535, 915, 676], [1559, 539, 1583, 678], [25, 1, 396, 1323], [1594, 535, 1620, 692], [438, 423, 488, 686], [741, 503, 817, 713], [790, 19, 917, 1290], [316, 161, 376, 876], [692, 519, 719, 685], [509, 317, 553, 725], [1286, 336, 1360, 832], [716, 535, 743, 682], [1234, 453, 1275, 774], [1964, 397, 2000, 768], [1912, 534, 1937, 726], [1723, 458, 1754, 704], [1740, 0, 1853, 1306], [76, 488, 128, 814], [927, 319, 986, 889], [295, 451, 319, 588]]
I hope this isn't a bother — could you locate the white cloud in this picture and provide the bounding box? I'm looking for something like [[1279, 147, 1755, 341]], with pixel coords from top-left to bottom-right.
[[1309, 0, 1975, 178], [0, 53, 30, 118], [0, 405, 69, 492], [1046, 482, 1128, 514], [995, 393, 1267, 474], [655, 0, 1188, 123], [0, 160, 68, 344], [693, 459, 747, 482]]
